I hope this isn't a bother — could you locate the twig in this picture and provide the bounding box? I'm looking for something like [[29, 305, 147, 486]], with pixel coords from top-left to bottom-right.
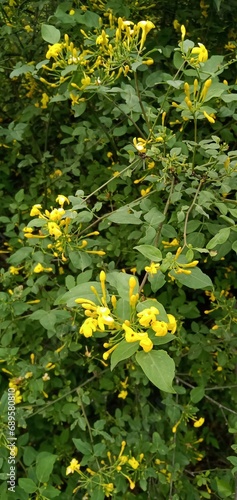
[[177, 377, 237, 416]]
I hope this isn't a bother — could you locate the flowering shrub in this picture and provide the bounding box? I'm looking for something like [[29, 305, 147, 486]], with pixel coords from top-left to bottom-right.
[[0, 1, 237, 499]]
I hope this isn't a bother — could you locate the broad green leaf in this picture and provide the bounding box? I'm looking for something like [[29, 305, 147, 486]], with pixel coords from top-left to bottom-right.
[[18, 478, 37, 494], [41, 485, 60, 498], [54, 281, 101, 306], [170, 267, 212, 289], [10, 64, 34, 78], [41, 24, 60, 44], [68, 250, 92, 270], [134, 245, 162, 262], [206, 228, 230, 249], [115, 298, 131, 321], [216, 478, 233, 497], [36, 452, 57, 483], [108, 208, 142, 225], [39, 311, 57, 331], [232, 240, 237, 253], [136, 350, 175, 393], [111, 340, 139, 370], [149, 331, 175, 346], [73, 438, 92, 455], [190, 386, 205, 403], [106, 272, 139, 298], [8, 247, 32, 265], [143, 207, 165, 226]]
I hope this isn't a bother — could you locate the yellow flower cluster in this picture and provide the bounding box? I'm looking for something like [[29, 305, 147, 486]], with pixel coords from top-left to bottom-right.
[[40, 19, 155, 93], [172, 78, 215, 124], [24, 196, 105, 264], [76, 273, 177, 358]]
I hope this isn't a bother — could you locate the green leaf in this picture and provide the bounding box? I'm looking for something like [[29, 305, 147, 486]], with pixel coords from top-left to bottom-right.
[[232, 240, 237, 253], [136, 350, 175, 393], [39, 311, 57, 331], [18, 478, 37, 494], [72, 438, 92, 455], [149, 332, 175, 346], [41, 485, 60, 498], [170, 267, 212, 289], [115, 298, 131, 321], [69, 250, 92, 270], [8, 247, 32, 265], [108, 208, 142, 224], [36, 452, 57, 483], [215, 478, 233, 497], [106, 272, 139, 298], [41, 24, 60, 44], [190, 386, 205, 403], [111, 340, 139, 370], [55, 281, 101, 306], [213, 0, 222, 10], [134, 245, 162, 262], [143, 207, 165, 226], [206, 228, 230, 249]]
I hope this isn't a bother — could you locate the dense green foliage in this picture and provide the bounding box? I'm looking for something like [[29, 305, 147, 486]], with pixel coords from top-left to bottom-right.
[[0, 0, 237, 498]]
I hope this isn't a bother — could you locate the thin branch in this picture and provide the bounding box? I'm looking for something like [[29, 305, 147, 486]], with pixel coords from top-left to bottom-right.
[[177, 377, 237, 416]]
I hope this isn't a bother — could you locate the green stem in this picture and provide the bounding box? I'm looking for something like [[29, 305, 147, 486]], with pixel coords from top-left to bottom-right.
[[139, 176, 175, 293], [182, 178, 204, 249], [134, 72, 150, 129]]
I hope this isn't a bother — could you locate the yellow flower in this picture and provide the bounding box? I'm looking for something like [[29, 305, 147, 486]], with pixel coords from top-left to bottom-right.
[[103, 483, 114, 497], [30, 204, 42, 216], [137, 20, 155, 50], [141, 187, 152, 197], [191, 43, 208, 63], [56, 194, 69, 207], [139, 335, 153, 353], [152, 321, 168, 337], [137, 307, 159, 327], [14, 390, 22, 404], [128, 457, 139, 469], [118, 390, 128, 399], [46, 43, 63, 60], [81, 76, 91, 89], [162, 238, 179, 248], [123, 323, 141, 342], [96, 307, 114, 330], [145, 262, 160, 275], [9, 266, 20, 275], [224, 42, 236, 51], [133, 137, 147, 153], [193, 417, 205, 428], [96, 30, 109, 46], [24, 25, 33, 33], [142, 58, 154, 65], [47, 222, 62, 239], [173, 20, 181, 31], [41, 93, 49, 109], [181, 25, 186, 41], [203, 111, 215, 124], [33, 263, 44, 273], [66, 458, 80, 475], [166, 314, 177, 334], [80, 318, 98, 337], [48, 208, 65, 221]]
